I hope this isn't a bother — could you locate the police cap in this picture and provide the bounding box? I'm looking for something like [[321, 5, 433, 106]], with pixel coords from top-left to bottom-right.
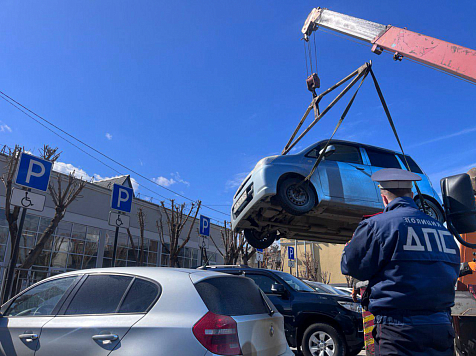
[[371, 168, 421, 189]]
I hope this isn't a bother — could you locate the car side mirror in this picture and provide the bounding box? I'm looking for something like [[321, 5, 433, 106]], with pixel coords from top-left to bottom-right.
[[441, 174, 476, 248], [319, 145, 336, 158], [271, 283, 286, 295]]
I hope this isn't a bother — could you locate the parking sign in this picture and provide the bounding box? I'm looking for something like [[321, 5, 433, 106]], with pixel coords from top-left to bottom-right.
[[15, 153, 53, 192], [199, 215, 210, 237], [288, 246, 295, 260], [111, 184, 133, 213]]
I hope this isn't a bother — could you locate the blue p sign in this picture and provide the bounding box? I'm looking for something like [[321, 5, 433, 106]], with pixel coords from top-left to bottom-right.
[[199, 215, 210, 237], [288, 246, 295, 260], [15, 153, 53, 192], [111, 184, 133, 213]]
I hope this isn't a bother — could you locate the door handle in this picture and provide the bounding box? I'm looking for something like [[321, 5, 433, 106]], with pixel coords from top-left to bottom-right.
[[19, 333, 38, 342], [92, 334, 119, 342], [355, 166, 365, 171]]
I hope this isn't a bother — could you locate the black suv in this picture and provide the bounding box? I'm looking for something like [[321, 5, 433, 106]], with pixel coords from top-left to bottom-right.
[[205, 266, 364, 356]]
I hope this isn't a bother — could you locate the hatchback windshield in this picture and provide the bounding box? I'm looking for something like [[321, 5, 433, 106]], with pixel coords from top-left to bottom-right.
[[275, 271, 315, 292]]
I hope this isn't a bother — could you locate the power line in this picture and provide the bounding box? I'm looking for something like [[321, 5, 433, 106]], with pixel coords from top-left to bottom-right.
[[0, 91, 230, 218]]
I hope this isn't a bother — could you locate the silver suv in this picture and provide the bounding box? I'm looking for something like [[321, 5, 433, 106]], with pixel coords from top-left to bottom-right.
[[231, 139, 442, 248]]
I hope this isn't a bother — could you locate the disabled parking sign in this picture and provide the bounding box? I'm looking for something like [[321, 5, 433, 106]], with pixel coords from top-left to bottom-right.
[[111, 184, 133, 213], [15, 153, 53, 192]]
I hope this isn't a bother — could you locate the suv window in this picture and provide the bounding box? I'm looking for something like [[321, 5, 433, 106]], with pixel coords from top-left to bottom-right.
[[195, 276, 268, 316], [65, 274, 132, 315], [308, 144, 362, 164], [366, 148, 401, 169], [245, 274, 278, 294], [118, 278, 159, 313], [396, 154, 423, 174], [6, 277, 76, 317], [274, 271, 315, 292]]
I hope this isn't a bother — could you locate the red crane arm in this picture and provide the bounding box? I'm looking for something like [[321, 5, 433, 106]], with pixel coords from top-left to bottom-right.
[[302, 8, 476, 83]]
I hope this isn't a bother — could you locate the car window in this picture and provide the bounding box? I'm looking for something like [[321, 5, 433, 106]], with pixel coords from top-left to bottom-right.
[[308, 144, 362, 164], [194, 276, 269, 316], [64, 274, 132, 315], [245, 274, 278, 294], [118, 278, 160, 313], [366, 148, 401, 169], [274, 271, 315, 292], [6, 277, 77, 317], [397, 154, 423, 174]]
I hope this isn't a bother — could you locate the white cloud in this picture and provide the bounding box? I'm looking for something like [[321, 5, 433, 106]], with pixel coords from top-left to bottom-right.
[[53, 161, 93, 180], [53, 162, 140, 191], [152, 172, 189, 188], [225, 172, 249, 191], [152, 176, 176, 187], [171, 172, 190, 187], [410, 126, 476, 148], [0, 124, 12, 133], [105, 133, 113, 140]]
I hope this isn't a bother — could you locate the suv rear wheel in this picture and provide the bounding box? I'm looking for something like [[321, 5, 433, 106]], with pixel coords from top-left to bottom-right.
[[277, 177, 316, 215], [302, 323, 345, 356], [243, 229, 277, 249], [415, 197, 445, 223]]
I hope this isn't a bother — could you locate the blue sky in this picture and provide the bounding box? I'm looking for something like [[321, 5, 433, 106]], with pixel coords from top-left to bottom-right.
[[0, 1, 475, 223]]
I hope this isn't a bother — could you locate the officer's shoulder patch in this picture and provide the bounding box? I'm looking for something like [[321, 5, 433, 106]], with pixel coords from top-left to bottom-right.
[[361, 212, 383, 221]]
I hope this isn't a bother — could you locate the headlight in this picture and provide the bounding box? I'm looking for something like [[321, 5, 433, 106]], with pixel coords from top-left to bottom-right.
[[338, 301, 362, 313], [253, 156, 278, 171]]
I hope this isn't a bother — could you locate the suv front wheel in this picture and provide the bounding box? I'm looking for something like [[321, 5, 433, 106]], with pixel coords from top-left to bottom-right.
[[302, 323, 345, 356]]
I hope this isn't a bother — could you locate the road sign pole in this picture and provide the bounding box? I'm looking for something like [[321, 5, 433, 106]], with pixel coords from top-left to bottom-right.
[[112, 226, 120, 267], [2, 206, 27, 304]]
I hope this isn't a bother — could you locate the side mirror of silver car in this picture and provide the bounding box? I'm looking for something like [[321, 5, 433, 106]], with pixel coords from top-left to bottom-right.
[[319, 145, 336, 158], [441, 173, 476, 248]]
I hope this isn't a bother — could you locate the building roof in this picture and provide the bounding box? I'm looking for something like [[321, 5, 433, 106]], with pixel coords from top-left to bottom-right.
[[93, 175, 135, 194]]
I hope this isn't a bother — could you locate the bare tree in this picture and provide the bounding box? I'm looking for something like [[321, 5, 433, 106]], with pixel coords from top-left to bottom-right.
[[1, 145, 22, 259], [260, 244, 282, 270], [137, 208, 146, 265], [156, 200, 201, 267], [18, 146, 86, 271], [126, 228, 139, 263], [301, 252, 331, 283], [210, 221, 246, 265], [240, 240, 256, 266]]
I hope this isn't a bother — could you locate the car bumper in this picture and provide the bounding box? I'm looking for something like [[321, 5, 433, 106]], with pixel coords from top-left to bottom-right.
[[336, 312, 364, 352], [231, 166, 280, 230]]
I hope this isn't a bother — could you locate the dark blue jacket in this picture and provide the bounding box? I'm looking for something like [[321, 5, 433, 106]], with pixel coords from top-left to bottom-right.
[[341, 197, 460, 316]]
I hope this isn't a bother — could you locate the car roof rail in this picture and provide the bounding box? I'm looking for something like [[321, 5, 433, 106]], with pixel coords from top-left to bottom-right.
[[196, 265, 251, 270]]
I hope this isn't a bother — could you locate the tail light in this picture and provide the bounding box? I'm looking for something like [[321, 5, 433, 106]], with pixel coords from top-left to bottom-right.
[[193, 311, 242, 355]]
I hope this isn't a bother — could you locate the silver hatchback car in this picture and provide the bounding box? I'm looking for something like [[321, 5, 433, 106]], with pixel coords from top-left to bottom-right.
[[0, 267, 293, 356], [231, 139, 442, 248]]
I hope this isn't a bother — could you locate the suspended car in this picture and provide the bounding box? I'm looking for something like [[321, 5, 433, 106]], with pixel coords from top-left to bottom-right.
[[231, 139, 443, 248]]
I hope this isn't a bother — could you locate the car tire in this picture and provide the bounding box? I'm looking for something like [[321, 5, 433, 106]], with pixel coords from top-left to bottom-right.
[[277, 177, 316, 216], [415, 197, 445, 223], [302, 323, 345, 356], [243, 229, 277, 249]]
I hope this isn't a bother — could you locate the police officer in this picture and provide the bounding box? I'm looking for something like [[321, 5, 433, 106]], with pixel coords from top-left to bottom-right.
[[341, 168, 460, 356]]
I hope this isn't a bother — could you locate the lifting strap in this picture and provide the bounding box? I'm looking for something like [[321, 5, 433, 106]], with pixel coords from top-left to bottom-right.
[[291, 64, 428, 213]]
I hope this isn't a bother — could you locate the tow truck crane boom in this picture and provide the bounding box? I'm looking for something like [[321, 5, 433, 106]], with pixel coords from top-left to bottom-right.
[[302, 8, 476, 83]]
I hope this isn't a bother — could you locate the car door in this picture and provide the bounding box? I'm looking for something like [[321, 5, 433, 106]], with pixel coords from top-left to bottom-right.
[[0, 276, 78, 356], [244, 273, 293, 326], [35, 273, 155, 356], [308, 143, 379, 204], [365, 147, 409, 206]]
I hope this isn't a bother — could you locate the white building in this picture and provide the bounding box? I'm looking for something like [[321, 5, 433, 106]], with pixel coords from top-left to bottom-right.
[[0, 154, 225, 289]]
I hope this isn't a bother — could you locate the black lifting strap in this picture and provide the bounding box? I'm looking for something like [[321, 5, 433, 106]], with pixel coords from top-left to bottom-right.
[[369, 68, 427, 214], [304, 66, 370, 182], [303, 66, 428, 214]]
